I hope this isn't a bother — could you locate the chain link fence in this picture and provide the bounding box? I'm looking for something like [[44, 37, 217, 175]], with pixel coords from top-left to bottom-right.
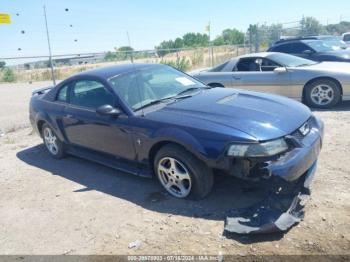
[[0, 44, 252, 84]]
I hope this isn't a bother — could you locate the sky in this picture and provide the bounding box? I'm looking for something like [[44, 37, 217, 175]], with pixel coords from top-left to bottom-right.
[[0, 0, 349, 61]]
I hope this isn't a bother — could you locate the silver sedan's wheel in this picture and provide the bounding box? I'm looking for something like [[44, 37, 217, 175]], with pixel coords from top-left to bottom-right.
[[43, 126, 59, 155], [310, 84, 334, 106], [305, 79, 341, 108], [157, 157, 192, 198]]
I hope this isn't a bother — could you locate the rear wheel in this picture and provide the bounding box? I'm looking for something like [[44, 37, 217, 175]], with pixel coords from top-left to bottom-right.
[[304, 79, 341, 108], [154, 144, 213, 200], [42, 123, 65, 159]]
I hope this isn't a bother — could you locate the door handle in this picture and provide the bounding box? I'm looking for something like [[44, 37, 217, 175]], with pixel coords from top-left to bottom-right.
[[233, 76, 241, 80]]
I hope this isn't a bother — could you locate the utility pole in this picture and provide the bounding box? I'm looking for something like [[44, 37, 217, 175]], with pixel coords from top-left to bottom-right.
[[43, 5, 56, 86]]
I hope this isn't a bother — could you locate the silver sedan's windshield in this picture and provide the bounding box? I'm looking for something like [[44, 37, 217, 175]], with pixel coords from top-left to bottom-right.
[[109, 65, 206, 111], [268, 53, 318, 67]]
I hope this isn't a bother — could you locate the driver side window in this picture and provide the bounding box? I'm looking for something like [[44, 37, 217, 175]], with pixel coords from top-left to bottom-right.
[[235, 58, 260, 72], [261, 58, 280, 71], [69, 80, 114, 109]]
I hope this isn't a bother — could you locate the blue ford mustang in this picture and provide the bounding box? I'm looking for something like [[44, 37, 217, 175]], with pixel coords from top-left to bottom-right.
[[29, 63, 324, 199]]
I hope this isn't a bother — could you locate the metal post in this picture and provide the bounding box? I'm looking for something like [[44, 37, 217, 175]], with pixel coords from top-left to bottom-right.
[[126, 31, 134, 63], [43, 5, 56, 86]]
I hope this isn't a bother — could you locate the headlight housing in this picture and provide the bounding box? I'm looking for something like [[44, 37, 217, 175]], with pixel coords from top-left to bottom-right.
[[227, 138, 288, 157]]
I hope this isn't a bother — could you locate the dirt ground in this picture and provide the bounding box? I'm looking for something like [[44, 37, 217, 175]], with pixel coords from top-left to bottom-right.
[[0, 82, 349, 255]]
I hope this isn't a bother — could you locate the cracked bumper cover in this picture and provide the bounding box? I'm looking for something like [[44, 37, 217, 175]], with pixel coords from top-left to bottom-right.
[[224, 116, 324, 234]]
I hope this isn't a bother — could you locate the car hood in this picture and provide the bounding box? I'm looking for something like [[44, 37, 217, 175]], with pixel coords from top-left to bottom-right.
[[299, 61, 350, 73], [147, 88, 311, 141]]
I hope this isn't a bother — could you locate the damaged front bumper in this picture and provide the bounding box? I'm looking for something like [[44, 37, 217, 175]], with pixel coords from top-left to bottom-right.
[[224, 116, 324, 234], [225, 161, 317, 234]]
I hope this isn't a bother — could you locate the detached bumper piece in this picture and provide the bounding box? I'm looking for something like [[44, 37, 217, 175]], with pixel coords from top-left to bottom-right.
[[224, 161, 317, 234]]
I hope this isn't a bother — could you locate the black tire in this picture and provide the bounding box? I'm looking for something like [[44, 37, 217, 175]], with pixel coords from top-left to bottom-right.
[[41, 123, 65, 159], [154, 144, 214, 200], [304, 79, 341, 109]]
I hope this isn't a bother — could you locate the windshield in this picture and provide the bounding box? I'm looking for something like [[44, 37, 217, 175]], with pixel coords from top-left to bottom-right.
[[304, 40, 335, 52], [322, 39, 347, 50], [268, 53, 318, 67], [109, 65, 206, 111]]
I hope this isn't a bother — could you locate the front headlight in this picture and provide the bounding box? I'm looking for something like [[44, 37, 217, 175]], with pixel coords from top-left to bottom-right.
[[227, 138, 288, 157]]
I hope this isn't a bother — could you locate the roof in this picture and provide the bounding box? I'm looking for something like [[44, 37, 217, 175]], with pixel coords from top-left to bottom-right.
[[75, 63, 159, 79], [236, 52, 274, 59]]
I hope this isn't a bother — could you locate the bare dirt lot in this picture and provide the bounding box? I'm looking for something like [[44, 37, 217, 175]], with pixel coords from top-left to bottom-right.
[[0, 82, 349, 255]]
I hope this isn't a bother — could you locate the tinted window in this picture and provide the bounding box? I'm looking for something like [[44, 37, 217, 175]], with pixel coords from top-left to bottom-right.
[[289, 43, 309, 53], [56, 85, 68, 102], [70, 80, 114, 109], [236, 58, 260, 72], [261, 58, 280, 71], [344, 34, 350, 42], [271, 43, 291, 53]]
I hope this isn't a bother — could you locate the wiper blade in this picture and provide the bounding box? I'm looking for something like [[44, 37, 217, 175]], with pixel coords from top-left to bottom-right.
[[135, 96, 176, 111], [176, 87, 203, 96]]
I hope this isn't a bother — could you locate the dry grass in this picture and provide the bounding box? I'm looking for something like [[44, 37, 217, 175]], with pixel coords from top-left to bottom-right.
[[1, 46, 250, 83]]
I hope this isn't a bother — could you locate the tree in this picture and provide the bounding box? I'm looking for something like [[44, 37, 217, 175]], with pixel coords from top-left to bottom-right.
[[325, 21, 350, 35], [104, 51, 117, 61], [2, 68, 16, 82], [221, 29, 244, 45], [300, 17, 326, 36], [115, 46, 134, 60], [0, 61, 5, 70]]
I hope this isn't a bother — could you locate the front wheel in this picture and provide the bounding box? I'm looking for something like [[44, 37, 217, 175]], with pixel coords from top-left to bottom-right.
[[304, 79, 341, 108], [42, 123, 65, 159], [154, 144, 213, 200]]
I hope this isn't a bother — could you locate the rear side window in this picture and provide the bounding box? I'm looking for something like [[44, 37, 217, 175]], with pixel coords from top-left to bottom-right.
[[272, 43, 291, 53], [70, 80, 114, 109], [56, 85, 68, 102], [289, 43, 309, 53]]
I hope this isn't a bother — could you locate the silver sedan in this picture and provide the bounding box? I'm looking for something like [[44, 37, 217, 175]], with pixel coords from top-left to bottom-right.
[[191, 52, 350, 108]]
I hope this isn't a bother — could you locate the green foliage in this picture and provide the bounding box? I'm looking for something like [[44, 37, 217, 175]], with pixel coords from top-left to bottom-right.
[[213, 29, 244, 46], [300, 17, 327, 36], [160, 57, 190, 72], [104, 51, 117, 61], [104, 46, 135, 61], [325, 21, 350, 35], [0, 61, 5, 70], [156, 33, 209, 57], [2, 68, 16, 82]]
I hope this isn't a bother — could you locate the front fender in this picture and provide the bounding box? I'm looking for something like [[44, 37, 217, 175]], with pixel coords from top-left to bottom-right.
[[138, 127, 215, 167]]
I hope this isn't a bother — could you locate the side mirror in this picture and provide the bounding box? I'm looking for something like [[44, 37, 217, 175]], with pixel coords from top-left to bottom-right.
[[302, 49, 313, 55], [273, 67, 287, 74], [96, 104, 122, 117]]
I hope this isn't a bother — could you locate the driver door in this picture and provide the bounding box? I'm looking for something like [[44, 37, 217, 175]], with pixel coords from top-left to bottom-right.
[[232, 57, 292, 97], [61, 78, 135, 160]]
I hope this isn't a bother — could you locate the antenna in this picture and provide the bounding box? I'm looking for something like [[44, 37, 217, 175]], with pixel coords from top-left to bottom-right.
[[126, 31, 145, 117]]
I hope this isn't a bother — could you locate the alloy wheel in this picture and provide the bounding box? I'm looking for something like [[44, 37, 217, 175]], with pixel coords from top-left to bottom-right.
[[43, 127, 59, 155], [310, 84, 334, 106], [157, 157, 192, 198]]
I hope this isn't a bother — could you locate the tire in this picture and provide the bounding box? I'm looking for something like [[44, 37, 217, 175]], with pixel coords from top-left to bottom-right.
[[304, 79, 341, 108], [154, 144, 213, 200], [41, 123, 65, 159]]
